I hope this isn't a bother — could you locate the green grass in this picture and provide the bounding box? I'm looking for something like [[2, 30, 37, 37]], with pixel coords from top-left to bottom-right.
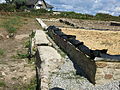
[[24, 40, 30, 48], [25, 78, 37, 90], [0, 49, 4, 56], [13, 77, 37, 90], [0, 81, 6, 87], [17, 53, 29, 59], [2, 16, 22, 36]]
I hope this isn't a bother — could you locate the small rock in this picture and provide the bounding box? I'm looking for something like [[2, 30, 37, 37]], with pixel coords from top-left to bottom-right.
[[2, 72, 6, 76]]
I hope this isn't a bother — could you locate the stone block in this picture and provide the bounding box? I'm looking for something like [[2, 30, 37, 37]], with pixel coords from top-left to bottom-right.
[[36, 18, 48, 29], [34, 30, 50, 45]]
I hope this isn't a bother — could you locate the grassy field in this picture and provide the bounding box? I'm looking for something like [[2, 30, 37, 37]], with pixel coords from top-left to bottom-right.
[[0, 15, 41, 89]]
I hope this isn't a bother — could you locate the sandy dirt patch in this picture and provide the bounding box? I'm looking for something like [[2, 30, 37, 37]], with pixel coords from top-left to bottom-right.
[[61, 28, 120, 55]]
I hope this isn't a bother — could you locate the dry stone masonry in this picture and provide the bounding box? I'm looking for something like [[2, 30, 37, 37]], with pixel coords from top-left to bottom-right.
[[47, 25, 120, 85], [34, 18, 120, 90]]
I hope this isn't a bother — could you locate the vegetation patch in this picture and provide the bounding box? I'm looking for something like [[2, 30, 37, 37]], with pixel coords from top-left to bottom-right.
[[24, 40, 30, 48], [17, 53, 29, 59], [0, 3, 16, 12], [3, 16, 22, 37], [14, 77, 37, 90], [0, 81, 6, 87], [0, 48, 4, 56]]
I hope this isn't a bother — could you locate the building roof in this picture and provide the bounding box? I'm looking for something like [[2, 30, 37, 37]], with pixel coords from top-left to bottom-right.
[[25, 0, 54, 9], [45, 2, 54, 9], [26, 0, 38, 5]]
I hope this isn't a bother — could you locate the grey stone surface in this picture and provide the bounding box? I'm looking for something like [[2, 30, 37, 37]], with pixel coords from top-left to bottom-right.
[[35, 19, 120, 90], [36, 18, 48, 29], [49, 56, 93, 90], [49, 56, 120, 90], [34, 30, 50, 45], [37, 46, 64, 90]]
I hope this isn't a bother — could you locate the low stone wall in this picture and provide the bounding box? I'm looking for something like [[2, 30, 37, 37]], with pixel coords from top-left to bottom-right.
[[59, 19, 110, 30], [36, 18, 120, 85], [47, 26, 96, 84], [36, 18, 48, 29], [47, 25, 120, 85], [110, 21, 120, 26], [32, 30, 63, 90]]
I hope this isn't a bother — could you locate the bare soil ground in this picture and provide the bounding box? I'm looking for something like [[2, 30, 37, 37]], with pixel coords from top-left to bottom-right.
[[43, 19, 120, 55], [62, 18, 120, 31], [61, 28, 120, 55], [0, 16, 41, 89], [44, 20, 73, 28]]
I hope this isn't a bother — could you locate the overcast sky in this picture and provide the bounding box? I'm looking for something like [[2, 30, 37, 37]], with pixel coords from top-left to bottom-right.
[[1, 0, 120, 16]]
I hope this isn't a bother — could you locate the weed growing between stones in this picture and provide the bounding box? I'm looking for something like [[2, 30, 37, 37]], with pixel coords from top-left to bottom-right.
[[0, 48, 4, 56], [13, 77, 37, 90], [0, 81, 6, 87]]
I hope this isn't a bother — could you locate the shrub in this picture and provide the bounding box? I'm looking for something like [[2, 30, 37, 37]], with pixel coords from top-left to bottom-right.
[[95, 13, 120, 21], [19, 5, 28, 11], [0, 3, 16, 12], [31, 8, 49, 13]]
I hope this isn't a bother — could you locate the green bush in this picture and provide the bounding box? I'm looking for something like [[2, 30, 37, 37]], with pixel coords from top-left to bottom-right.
[[95, 13, 120, 21], [58, 11, 94, 20], [56, 11, 120, 21], [19, 5, 28, 11], [31, 8, 49, 13], [0, 3, 16, 12]]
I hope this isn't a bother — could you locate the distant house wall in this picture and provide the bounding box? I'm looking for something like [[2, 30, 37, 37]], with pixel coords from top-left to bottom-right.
[[34, 0, 49, 10]]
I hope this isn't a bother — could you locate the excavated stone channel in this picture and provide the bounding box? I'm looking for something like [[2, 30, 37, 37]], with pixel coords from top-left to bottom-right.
[[34, 18, 120, 90]]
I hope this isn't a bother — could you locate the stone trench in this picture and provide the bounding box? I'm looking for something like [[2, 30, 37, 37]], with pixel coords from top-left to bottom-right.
[[30, 18, 120, 90]]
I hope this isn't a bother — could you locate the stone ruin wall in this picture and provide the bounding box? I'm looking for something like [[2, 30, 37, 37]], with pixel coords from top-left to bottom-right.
[[34, 18, 120, 88], [47, 25, 120, 85]]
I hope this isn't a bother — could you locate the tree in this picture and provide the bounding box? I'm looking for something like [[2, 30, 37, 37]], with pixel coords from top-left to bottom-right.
[[5, 0, 26, 10], [14, 0, 26, 9], [5, 0, 15, 4]]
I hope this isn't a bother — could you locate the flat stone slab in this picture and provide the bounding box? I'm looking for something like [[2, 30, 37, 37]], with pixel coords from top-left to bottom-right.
[[36, 18, 48, 29], [37, 46, 62, 62], [37, 46, 63, 90], [34, 30, 50, 45]]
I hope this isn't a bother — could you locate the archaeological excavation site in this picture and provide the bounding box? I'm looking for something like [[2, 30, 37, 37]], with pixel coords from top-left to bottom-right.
[[31, 18, 120, 90], [0, 15, 120, 90], [0, 2, 120, 89]]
